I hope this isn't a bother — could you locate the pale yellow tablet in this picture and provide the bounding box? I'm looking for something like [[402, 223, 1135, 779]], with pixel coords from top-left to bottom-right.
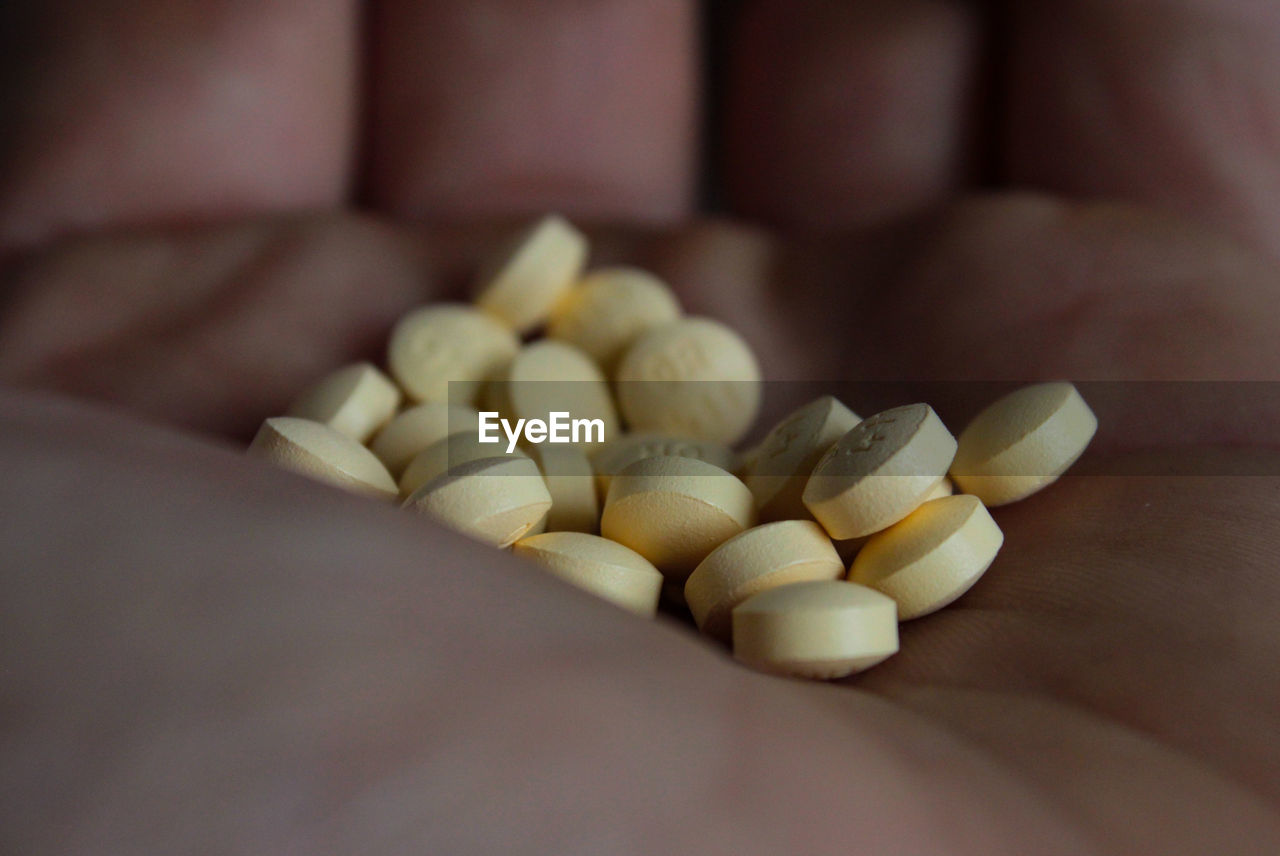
[[600, 455, 755, 582], [287, 362, 402, 443], [589, 432, 736, 498], [398, 433, 530, 498], [951, 382, 1097, 506], [744, 395, 860, 522], [615, 318, 761, 445], [513, 532, 663, 616], [547, 267, 682, 371], [248, 416, 398, 501], [685, 520, 844, 642], [483, 340, 619, 449], [733, 580, 899, 680], [528, 444, 599, 533], [387, 304, 519, 404], [403, 455, 552, 548], [474, 215, 588, 333], [803, 404, 956, 539], [369, 402, 482, 477], [849, 495, 1004, 620]]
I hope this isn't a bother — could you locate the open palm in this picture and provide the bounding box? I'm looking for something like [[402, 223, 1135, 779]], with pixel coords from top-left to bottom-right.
[[2, 2, 1279, 853]]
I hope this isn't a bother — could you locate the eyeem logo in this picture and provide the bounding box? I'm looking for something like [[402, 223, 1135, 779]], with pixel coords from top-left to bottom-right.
[[478, 411, 605, 453]]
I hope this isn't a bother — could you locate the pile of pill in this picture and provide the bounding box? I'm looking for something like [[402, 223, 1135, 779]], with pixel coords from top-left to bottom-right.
[[248, 215, 1097, 681]]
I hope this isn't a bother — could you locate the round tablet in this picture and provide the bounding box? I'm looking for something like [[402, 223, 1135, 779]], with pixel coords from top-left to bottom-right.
[[286, 362, 402, 443], [685, 520, 844, 642], [744, 396, 861, 523], [369, 402, 482, 477], [732, 580, 899, 680], [589, 433, 736, 498], [513, 532, 663, 616], [398, 433, 529, 498], [403, 455, 552, 548], [248, 417, 398, 501], [387, 304, 519, 404], [802, 404, 957, 540], [950, 382, 1097, 506], [546, 267, 682, 372], [849, 495, 1004, 620], [615, 318, 762, 445], [474, 215, 588, 333], [528, 444, 599, 533], [600, 456, 755, 582], [484, 340, 620, 449]]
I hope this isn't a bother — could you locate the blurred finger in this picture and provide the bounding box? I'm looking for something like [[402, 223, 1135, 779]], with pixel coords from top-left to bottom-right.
[[723, 0, 984, 231], [1004, 1, 1280, 261], [0, 0, 357, 258], [365, 0, 698, 223]]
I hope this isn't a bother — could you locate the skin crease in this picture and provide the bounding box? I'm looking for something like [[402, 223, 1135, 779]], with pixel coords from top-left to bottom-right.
[[1, 1, 1279, 854]]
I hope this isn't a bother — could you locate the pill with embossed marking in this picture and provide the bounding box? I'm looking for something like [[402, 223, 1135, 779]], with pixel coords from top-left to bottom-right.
[[615, 318, 761, 445], [803, 404, 956, 540], [387, 304, 519, 404]]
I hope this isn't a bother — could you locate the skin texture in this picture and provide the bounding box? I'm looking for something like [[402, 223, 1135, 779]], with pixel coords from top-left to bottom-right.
[[1, 1, 1279, 853]]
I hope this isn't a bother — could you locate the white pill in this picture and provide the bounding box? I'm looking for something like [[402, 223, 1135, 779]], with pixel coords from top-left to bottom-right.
[[398, 432, 529, 498], [248, 416, 398, 501], [951, 382, 1097, 506], [474, 215, 588, 333], [732, 580, 899, 680], [387, 304, 519, 404], [528, 444, 599, 533], [744, 395, 861, 523], [803, 404, 956, 540], [685, 520, 844, 642], [849, 494, 1003, 620], [483, 340, 619, 449], [369, 402, 482, 477], [546, 267, 682, 372], [403, 455, 552, 548], [589, 432, 736, 498], [286, 362, 402, 443], [512, 532, 663, 616], [615, 318, 762, 445], [600, 455, 755, 582]]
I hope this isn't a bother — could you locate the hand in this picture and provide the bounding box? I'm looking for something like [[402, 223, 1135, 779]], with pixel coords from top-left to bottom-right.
[[2, 2, 1279, 853]]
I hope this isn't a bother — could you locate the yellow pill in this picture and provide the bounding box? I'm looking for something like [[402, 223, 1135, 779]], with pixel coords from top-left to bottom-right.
[[803, 404, 957, 540], [951, 382, 1097, 506], [286, 362, 402, 443], [732, 580, 899, 680], [744, 395, 861, 523], [369, 402, 482, 477], [474, 215, 588, 333], [589, 432, 736, 498], [832, 478, 954, 564], [615, 318, 762, 445], [399, 433, 529, 498], [925, 477, 954, 501], [512, 531, 663, 616], [600, 455, 755, 582], [483, 340, 619, 448], [528, 444, 599, 533], [403, 455, 552, 548], [248, 416, 398, 501], [387, 304, 519, 404], [849, 494, 1003, 620], [547, 267, 682, 372], [685, 520, 844, 642]]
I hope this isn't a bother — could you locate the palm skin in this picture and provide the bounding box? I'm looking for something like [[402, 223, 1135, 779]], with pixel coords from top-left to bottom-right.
[[2, 2, 1279, 854]]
